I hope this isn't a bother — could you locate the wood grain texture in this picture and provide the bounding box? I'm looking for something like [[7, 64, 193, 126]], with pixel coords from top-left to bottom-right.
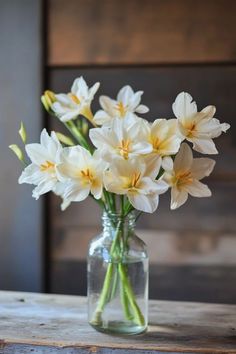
[[48, 0, 236, 65], [0, 291, 236, 353]]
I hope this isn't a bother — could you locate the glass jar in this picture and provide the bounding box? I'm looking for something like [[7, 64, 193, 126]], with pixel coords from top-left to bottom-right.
[[87, 211, 148, 335]]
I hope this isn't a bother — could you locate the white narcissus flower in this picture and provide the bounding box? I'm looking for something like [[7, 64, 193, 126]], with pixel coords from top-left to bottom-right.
[[94, 85, 149, 125], [163, 143, 215, 210], [143, 118, 182, 157], [89, 115, 152, 161], [18, 129, 62, 199], [51, 76, 100, 123], [172, 92, 230, 154], [104, 156, 168, 213], [56, 146, 107, 203]]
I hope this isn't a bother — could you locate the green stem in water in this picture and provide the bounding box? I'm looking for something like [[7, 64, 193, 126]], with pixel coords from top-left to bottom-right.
[[118, 263, 145, 326], [90, 221, 122, 325]]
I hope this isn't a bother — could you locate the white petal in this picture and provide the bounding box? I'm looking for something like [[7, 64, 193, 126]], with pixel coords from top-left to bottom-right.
[[191, 158, 215, 180], [135, 104, 149, 114], [32, 179, 56, 200], [162, 156, 174, 171], [190, 137, 218, 154], [221, 122, 230, 133], [170, 187, 188, 210], [132, 141, 153, 155], [201, 105, 216, 119], [142, 154, 162, 179], [63, 180, 90, 202], [128, 192, 159, 213], [184, 180, 212, 197], [61, 199, 71, 211], [99, 96, 117, 115], [72, 76, 88, 98], [172, 92, 197, 119], [25, 143, 49, 165], [103, 171, 127, 195], [93, 110, 111, 125], [18, 164, 43, 185], [117, 85, 134, 104], [91, 180, 103, 199], [89, 127, 117, 149], [58, 109, 80, 122], [128, 91, 143, 110], [174, 143, 193, 172], [89, 82, 100, 100]]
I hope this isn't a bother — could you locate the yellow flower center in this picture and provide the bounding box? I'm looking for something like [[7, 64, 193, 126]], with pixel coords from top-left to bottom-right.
[[40, 160, 55, 172], [174, 170, 193, 188], [186, 122, 196, 138], [80, 168, 94, 183], [118, 139, 131, 159], [130, 172, 141, 188], [115, 101, 127, 117], [151, 135, 161, 150], [69, 93, 81, 105]]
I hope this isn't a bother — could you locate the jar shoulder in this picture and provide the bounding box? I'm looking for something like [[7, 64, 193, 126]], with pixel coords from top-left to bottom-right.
[[88, 232, 148, 260]]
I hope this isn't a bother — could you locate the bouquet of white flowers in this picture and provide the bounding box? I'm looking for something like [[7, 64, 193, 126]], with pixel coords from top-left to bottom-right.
[[10, 77, 230, 334]]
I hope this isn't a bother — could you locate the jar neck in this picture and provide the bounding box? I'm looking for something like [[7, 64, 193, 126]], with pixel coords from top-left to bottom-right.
[[102, 211, 136, 233]]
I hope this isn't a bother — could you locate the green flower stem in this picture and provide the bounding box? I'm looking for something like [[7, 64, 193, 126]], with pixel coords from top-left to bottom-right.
[[118, 263, 145, 326], [90, 221, 122, 324], [90, 262, 114, 325], [120, 273, 134, 321], [90, 204, 145, 327], [65, 121, 93, 153]]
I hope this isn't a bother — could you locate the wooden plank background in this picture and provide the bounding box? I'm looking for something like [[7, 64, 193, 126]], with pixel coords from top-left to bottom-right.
[[48, 0, 236, 65]]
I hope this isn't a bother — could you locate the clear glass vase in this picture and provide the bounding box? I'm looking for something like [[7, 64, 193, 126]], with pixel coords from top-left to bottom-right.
[[87, 211, 148, 335]]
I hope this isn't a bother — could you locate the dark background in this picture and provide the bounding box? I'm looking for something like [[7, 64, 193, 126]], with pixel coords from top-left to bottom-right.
[[0, 0, 236, 303]]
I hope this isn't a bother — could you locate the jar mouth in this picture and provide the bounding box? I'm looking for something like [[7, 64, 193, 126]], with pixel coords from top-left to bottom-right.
[[103, 210, 136, 218]]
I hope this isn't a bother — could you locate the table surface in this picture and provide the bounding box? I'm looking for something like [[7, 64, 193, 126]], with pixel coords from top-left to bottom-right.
[[0, 291, 235, 354]]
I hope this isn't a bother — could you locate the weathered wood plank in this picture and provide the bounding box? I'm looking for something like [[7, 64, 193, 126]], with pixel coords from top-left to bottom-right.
[[0, 291, 236, 353], [48, 0, 236, 65]]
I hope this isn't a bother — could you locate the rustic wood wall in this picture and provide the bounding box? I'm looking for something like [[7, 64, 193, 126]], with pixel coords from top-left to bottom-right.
[[46, 0, 236, 302]]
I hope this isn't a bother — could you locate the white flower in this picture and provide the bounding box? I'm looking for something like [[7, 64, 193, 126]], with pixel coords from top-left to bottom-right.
[[18, 129, 62, 199], [163, 143, 215, 210], [143, 118, 182, 157], [104, 156, 168, 213], [94, 85, 149, 125], [56, 146, 107, 203], [51, 76, 100, 123], [172, 92, 230, 154], [90, 115, 152, 161]]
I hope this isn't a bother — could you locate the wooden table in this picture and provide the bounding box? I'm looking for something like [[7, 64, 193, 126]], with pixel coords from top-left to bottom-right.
[[0, 291, 235, 353]]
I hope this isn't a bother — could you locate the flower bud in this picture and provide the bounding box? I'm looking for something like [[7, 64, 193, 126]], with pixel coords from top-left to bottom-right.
[[55, 132, 74, 146], [19, 122, 27, 144], [41, 90, 56, 113], [9, 144, 25, 164]]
